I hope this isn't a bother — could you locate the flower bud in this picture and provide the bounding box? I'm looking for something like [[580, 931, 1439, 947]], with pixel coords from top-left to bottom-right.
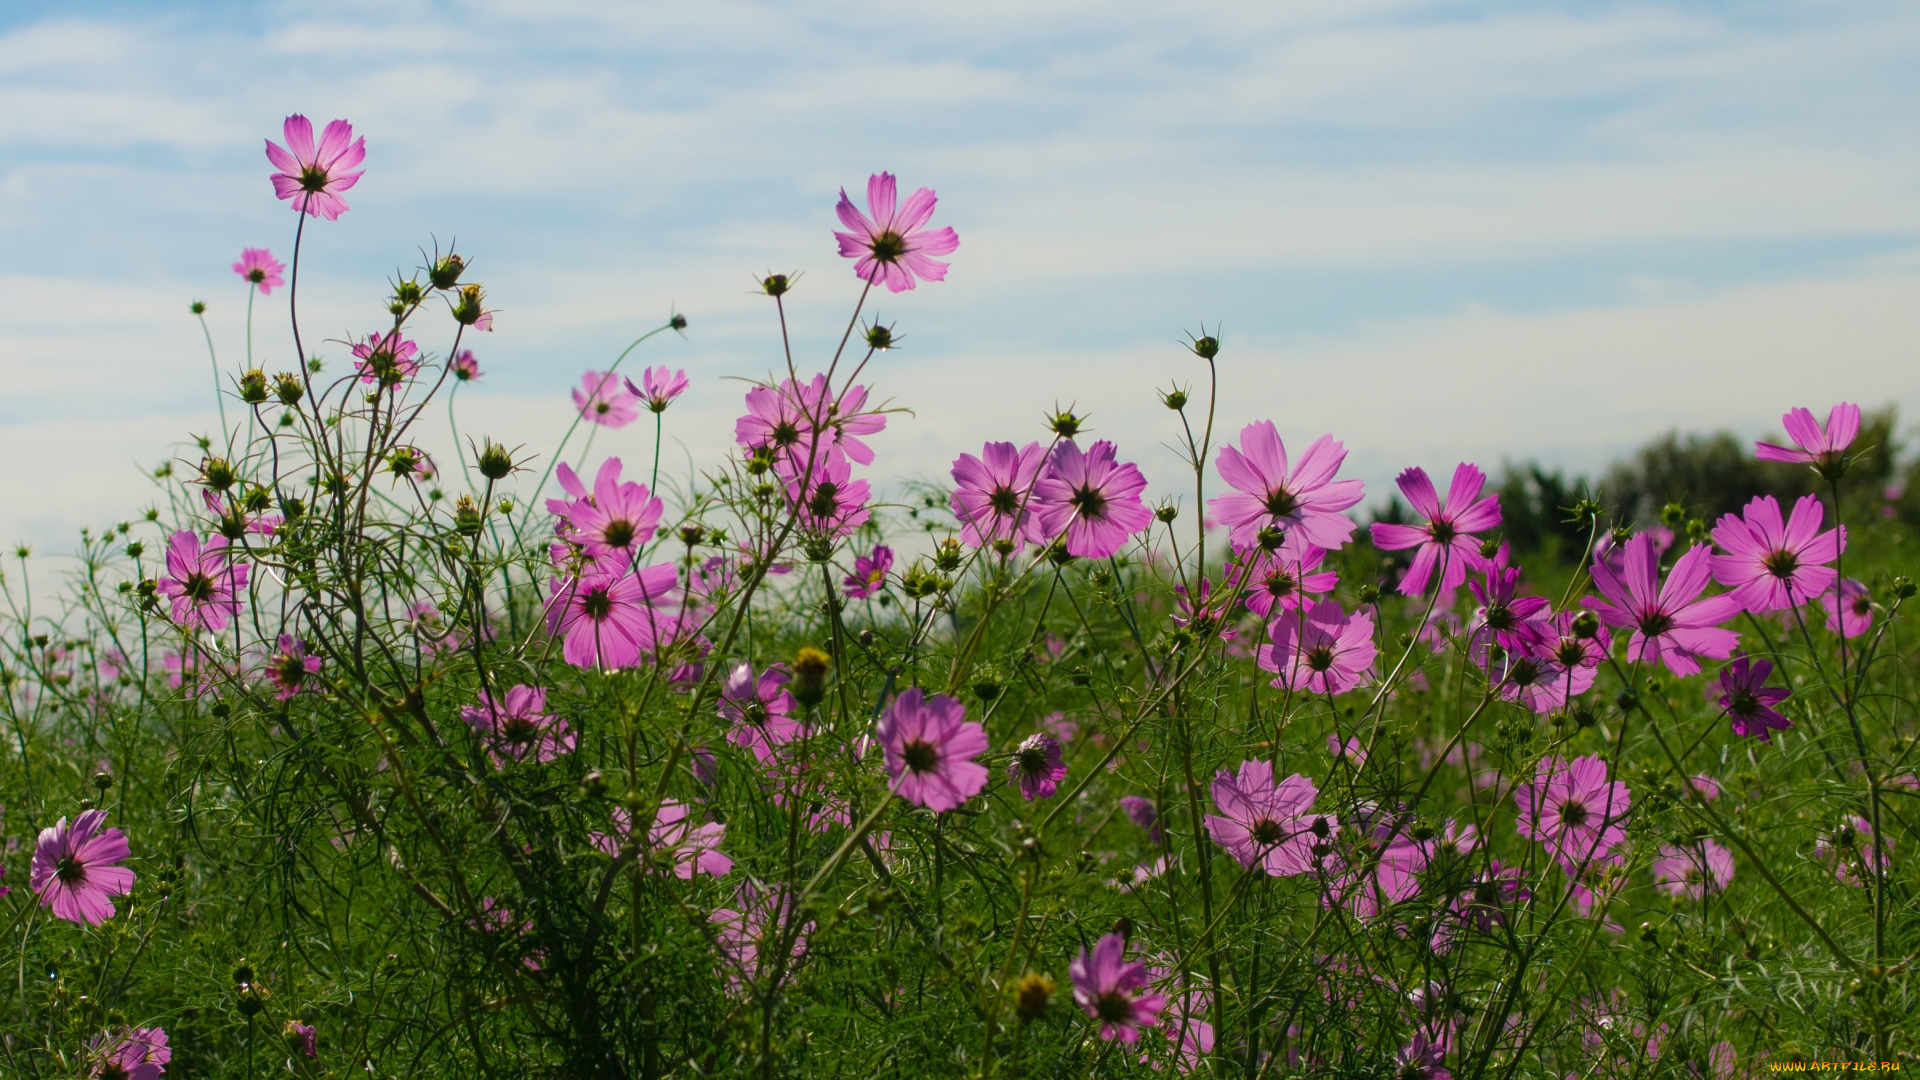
[[1161, 386, 1189, 410], [1894, 576, 1916, 601], [990, 537, 1015, 557], [429, 253, 465, 290], [791, 646, 831, 708], [1047, 410, 1083, 439], [1660, 502, 1687, 528], [935, 537, 963, 573], [190, 301, 206, 315], [679, 523, 706, 546], [1014, 973, 1054, 1018], [453, 495, 483, 536], [1356, 584, 1380, 604], [452, 284, 487, 326], [477, 440, 516, 480], [1256, 527, 1285, 552], [392, 279, 424, 307], [1187, 333, 1220, 360], [863, 322, 895, 350], [198, 457, 237, 492], [760, 273, 793, 297], [238, 369, 269, 405], [803, 538, 835, 563], [1478, 537, 1501, 559], [1571, 610, 1599, 639], [669, 313, 688, 331], [125, 541, 143, 560], [1155, 503, 1179, 523], [580, 769, 608, 799], [274, 373, 304, 405]]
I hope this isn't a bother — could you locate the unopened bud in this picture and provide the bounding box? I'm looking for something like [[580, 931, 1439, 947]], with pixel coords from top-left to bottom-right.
[[1047, 410, 1083, 439], [791, 647, 831, 709], [935, 537, 963, 573], [863, 322, 895, 350], [392, 279, 424, 306], [274, 373, 304, 405], [1014, 973, 1054, 1018], [1155, 504, 1178, 523], [429, 253, 465, 290], [1187, 333, 1220, 360], [1572, 610, 1599, 639], [190, 301, 206, 315], [238, 370, 268, 405], [1161, 387, 1189, 411], [198, 458, 237, 492], [760, 273, 792, 297], [477, 440, 515, 481]]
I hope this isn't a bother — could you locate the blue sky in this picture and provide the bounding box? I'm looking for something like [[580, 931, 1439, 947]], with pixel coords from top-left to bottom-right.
[[3, 0, 1918, 554]]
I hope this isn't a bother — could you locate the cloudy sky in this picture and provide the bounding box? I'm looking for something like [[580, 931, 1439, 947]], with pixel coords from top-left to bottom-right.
[[3, 0, 1917, 562]]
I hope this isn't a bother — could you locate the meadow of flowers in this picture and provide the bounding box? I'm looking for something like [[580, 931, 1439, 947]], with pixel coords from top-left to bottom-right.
[[0, 113, 1915, 1079]]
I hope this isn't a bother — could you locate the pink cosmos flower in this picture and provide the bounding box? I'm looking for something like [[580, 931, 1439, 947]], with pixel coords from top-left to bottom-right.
[[950, 441, 1050, 552], [1238, 535, 1338, 619], [1154, 981, 1215, 1072], [157, 531, 250, 632], [592, 800, 731, 878], [1204, 759, 1330, 876], [351, 331, 419, 386], [1819, 816, 1892, 887], [1716, 654, 1792, 740], [265, 114, 365, 220], [1394, 1034, 1450, 1080], [543, 564, 678, 670], [1326, 808, 1427, 921], [874, 687, 989, 812], [1069, 933, 1165, 1043], [710, 881, 811, 993], [460, 685, 575, 765], [1709, 494, 1843, 611], [1208, 421, 1364, 550], [86, 1026, 170, 1080], [1587, 534, 1742, 677], [232, 248, 284, 295], [624, 367, 689, 414], [31, 809, 136, 925], [1120, 796, 1162, 843], [842, 545, 893, 599], [1007, 733, 1067, 800], [1823, 578, 1872, 638], [265, 635, 322, 700], [1515, 755, 1630, 871], [785, 450, 872, 537], [834, 172, 960, 293], [1754, 402, 1859, 473], [1466, 543, 1551, 655], [546, 458, 664, 568], [452, 350, 481, 381], [736, 375, 888, 471], [1328, 733, 1367, 768], [1432, 860, 1530, 953], [285, 1021, 317, 1059], [1369, 463, 1500, 595], [1496, 647, 1591, 715], [720, 663, 806, 763], [1031, 440, 1153, 558], [573, 370, 641, 428], [1257, 598, 1377, 695], [1652, 839, 1733, 899]]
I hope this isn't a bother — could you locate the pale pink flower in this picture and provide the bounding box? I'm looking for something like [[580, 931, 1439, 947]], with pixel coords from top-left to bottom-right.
[[842, 545, 893, 599], [1031, 440, 1153, 559], [86, 1026, 170, 1080], [1515, 755, 1630, 871], [573, 370, 640, 428], [1369, 462, 1500, 595], [157, 531, 250, 632], [265, 114, 365, 220], [1007, 733, 1066, 800], [710, 882, 811, 993], [950, 441, 1050, 552], [1257, 598, 1377, 695], [460, 685, 575, 765], [1754, 402, 1859, 474], [31, 810, 136, 925], [351, 331, 419, 386], [264, 635, 322, 700], [232, 248, 284, 294], [624, 366, 689, 413], [1587, 534, 1741, 677], [1208, 421, 1364, 550], [1709, 494, 1843, 611], [1069, 933, 1165, 1043], [874, 687, 989, 812], [1823, 578, 1873, 638], [592, 800, 731, 878], [833, 172, 960, 292], [1651, 839, 1733, 899], [1204, 759, 1330, 876]]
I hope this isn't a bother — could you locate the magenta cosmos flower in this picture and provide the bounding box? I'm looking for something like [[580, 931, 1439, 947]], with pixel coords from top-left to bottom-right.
[[1824, 578, 1872, 638], [573, 370, 640, 428], [1466, 543, 1551, 655], [1716, 653, 1792, 740], [31, 809, 136, 925], [1208, 421, 1364, 550], [265, 114, 365, 220], [265, 635, 322, 700], [1586, 533, 1741, 677], [452, 350, 481, 382], [285, 1021, 317, 1059], [1709, 494, 1843, 611], [721, 662, 806, 763], [710, 881, 811, 993], [351, 331, 419, 387], [736, 375, 888, 471], [1007, 733, 1067, 800], [1369, 462, 1501, 595], [1031, 440, 1153, 558], [157, 531, 250, 632], [1204, 758, 1330, 876], [460, 684, 575, 765], [624, 366, 689, 414], [546, 458, 664, 569], [86, 1026, 170, 1080], [785, 450, 872, 538], [1754, 402, 1859, 474], [544, 563, 678, 670], [950, 440, 1050, 552], [834, 172, 960, 293], [1819, 816, 1892, 887], [1069, 933, 1165, 1043], [232, 248, 284, 295], [843, 545, 893, 599], [1515, 755, 1630, 870], [1257, 597, 1377, 695], [1652, 839, 1733, 899], [1237, 534, 1338, 619], [1497, 647, 1592, 715], [874, 687, 989, 812], [592, 799, 731, 878]]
